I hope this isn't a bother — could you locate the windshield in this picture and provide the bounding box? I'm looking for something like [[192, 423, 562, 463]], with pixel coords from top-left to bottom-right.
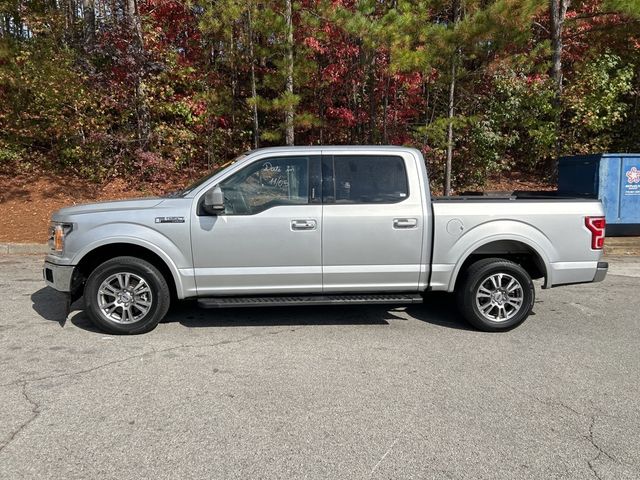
[[165, 153, 249, 197]]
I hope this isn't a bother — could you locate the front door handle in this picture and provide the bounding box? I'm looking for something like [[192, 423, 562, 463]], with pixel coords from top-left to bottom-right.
[[393, 218, 418, 229], [291, 219, 317, 231]]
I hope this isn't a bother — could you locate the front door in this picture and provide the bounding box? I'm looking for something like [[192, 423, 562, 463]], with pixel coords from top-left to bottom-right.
[[191, 154, 322, 296], [321, 153, 424, 292]]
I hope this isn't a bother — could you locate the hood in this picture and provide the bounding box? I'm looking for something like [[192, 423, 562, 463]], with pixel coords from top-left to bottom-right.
[[52, 197, 165, 219]]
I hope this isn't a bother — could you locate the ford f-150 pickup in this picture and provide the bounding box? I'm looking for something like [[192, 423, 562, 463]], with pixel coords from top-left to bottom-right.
[[43, 146, 608, 334]]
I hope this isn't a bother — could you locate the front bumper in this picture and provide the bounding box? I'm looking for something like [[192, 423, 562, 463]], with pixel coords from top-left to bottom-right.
[[43, 261, 75, 292], [592, 261, 608, 283]]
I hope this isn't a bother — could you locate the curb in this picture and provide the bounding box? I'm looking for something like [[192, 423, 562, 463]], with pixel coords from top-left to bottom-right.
[[0, 243, 49, 255]]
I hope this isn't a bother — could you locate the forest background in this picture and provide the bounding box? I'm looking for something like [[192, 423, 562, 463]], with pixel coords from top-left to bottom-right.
[[1, 0, 640, 198]]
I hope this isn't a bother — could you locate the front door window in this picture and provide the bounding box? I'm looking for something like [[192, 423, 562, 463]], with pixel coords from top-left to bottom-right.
[[219, 156, 310, 215]]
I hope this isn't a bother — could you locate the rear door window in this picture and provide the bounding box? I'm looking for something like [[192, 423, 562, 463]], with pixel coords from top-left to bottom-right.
[[322, 155, 409, 204]]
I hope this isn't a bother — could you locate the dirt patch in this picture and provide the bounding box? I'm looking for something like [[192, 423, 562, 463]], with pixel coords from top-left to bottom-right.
[[0, 175, 172, 243], [482, 171, 556, 193]]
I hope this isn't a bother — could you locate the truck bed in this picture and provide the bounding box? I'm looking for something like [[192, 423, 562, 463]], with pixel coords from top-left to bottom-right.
[[429, 196, 604, 291]]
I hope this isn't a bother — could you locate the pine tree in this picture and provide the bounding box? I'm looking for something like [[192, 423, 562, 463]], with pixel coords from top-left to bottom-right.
[[381, 0, 540, 193]]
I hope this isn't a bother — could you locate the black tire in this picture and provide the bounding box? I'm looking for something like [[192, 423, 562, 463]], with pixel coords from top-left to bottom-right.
[[456, 258, 535, 332], [84, 256, 171, 334]]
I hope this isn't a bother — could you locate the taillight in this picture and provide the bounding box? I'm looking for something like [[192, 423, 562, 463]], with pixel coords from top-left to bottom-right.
[[585, 216, 606, 250]]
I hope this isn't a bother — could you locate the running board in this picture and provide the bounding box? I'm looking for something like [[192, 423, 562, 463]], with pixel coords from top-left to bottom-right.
[[197, 293, 423, 309]]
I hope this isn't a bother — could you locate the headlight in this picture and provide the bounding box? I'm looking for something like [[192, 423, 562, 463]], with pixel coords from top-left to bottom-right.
[[48, 222, 73, 254]]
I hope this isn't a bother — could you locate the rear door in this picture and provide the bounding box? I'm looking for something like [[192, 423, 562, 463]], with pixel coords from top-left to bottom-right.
[[321, 151, 425, 292]]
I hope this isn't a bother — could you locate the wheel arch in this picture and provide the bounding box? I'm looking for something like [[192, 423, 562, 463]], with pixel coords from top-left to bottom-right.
[[449, 237, 551, 292], [73, 241, 183, 300]]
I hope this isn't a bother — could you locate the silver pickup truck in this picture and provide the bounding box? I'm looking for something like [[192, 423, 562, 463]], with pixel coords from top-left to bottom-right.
[[43, 146, 608, 334]]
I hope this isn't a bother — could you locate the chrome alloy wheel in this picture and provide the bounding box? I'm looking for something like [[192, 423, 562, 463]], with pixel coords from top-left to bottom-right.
[[97, 273, 153, 324], [475, 273, 524, 322]]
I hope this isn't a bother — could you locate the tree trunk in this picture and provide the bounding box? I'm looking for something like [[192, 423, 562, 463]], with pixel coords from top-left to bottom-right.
[[444, 0, 461, 197], [368, 50, 377, 144], [444, 58, 456, 196], [248, 7, 260, 149], [319, 98, 324, 144], [83, 0, 96, 44], [383, 73, 390, 144], [284, 0, 295, 146], [230, 26, 237, 127], [549, 0, 570, 171], [550, 0, 569, 97], [110, 0, 118, 24], [127, 0, 150, 147]]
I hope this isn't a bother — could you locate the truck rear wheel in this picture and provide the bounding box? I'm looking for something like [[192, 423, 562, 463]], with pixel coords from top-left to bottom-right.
[[457, 258, 535, 332], [84, 256, 171, 334]]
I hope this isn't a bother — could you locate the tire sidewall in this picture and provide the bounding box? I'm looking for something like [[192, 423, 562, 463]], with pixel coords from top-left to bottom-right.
[[464, 261, 535, 331], [85, 258, 169, 334]]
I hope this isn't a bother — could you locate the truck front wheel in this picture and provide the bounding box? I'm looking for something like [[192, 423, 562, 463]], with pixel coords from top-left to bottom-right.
[[84, 256, 171, 334], [457, 258, 535, 332]]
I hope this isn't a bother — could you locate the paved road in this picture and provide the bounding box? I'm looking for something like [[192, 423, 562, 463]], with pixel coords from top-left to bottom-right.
[[1, 255, 639, 479]]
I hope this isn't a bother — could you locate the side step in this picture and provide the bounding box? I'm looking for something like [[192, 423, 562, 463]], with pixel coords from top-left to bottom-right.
[[197, 293, 423, 309]]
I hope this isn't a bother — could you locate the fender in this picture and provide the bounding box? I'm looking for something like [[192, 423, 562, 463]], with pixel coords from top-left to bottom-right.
[[445, 220, 555, 291], [69, 224, 194, 299]]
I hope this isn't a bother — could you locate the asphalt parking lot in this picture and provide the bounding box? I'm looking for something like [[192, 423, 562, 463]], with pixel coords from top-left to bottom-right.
[[1, 255, 639, 479]]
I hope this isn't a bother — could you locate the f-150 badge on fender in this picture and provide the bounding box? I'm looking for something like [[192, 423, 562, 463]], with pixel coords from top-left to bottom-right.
[[155, 216, 185, 224]]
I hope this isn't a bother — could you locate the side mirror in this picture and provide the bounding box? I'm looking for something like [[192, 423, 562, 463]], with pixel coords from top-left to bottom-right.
[[203, 185, 225, 214]]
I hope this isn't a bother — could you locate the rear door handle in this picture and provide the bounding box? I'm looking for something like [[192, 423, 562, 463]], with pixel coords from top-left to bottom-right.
[[393, 218, 418, 229], [291, 219, 317, 231]]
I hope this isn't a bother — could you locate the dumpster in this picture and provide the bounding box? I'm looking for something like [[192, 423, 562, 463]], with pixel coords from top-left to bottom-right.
[[558, 153, 640, 236]]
